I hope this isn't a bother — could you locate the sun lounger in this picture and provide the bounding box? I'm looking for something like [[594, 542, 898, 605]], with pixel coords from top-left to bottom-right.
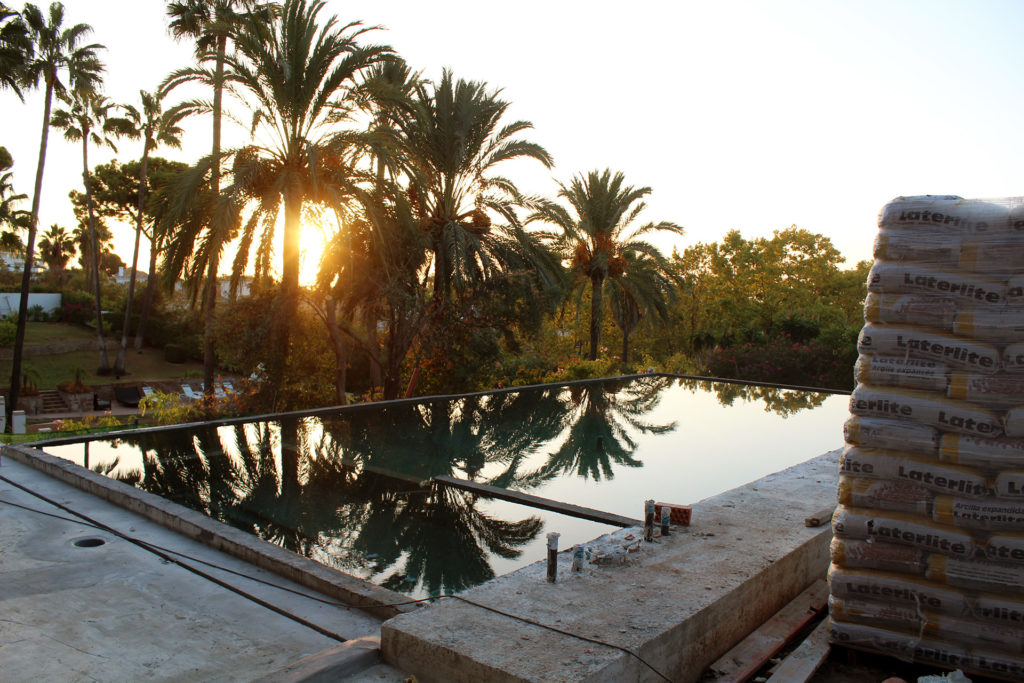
[[180, 384, 202, 401], [93, 393, 111, 411]]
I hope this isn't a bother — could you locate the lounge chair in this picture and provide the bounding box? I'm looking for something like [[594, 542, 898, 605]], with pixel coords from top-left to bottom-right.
[[93, 393, 111, 411], [180, 384, 202, 401], [141, 386, 155, 398], [114, 385, 142, 408]]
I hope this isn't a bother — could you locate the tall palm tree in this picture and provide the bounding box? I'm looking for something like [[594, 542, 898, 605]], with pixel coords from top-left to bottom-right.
[[8, 1, 103, 427], [36, 223, 74, 286], [392, 70, 556, 305], [113, 89, 185, 374], [529, 169, 683, 360], [164, 0, 391, 403], [50, 90, 124, 373], [0, 3, 28, 97], [164, 0, 278, 397]]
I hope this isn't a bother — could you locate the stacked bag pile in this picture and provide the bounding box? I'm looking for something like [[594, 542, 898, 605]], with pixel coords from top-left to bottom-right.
[[829, 195, 1024, 680]]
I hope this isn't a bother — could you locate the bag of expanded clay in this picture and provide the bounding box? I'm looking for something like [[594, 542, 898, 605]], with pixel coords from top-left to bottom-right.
[[841, 447, 992, 497], [829, 595, 925, 632], [960, 235, 1024, 274], [833, 507, 977, 558], [829, 565, 972, 616], [849, 385, 1003, 437], [854, 355, 950, 393], [844, 416, 939, 455], [1004, 407, 1024, 438], [831, 537, 926, 574], [933, 495, 1024, 531], [949, 373, 1024, 407], [1009, 275, 1024, 303], [940, 433, 1024, 469], [928, 554, 1024, 594], [924, 613, 1024, 656], [867, 262, 1008, 306], [829, 619, 974, 669], [874, 230, 961, 266], [838, 475, 934, 515], [1004, 343, 1024, 372], [995, 471, 1024, 499], [864, 293, 958, 331], [984, 532, 1024, 565], [858, 325, 1001, 374], [955, 308, 1024, 345], [879, 195, 1011, 234]]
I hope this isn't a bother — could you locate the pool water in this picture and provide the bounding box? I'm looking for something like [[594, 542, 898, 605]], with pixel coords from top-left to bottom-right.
[[42, 376, 848, 598]]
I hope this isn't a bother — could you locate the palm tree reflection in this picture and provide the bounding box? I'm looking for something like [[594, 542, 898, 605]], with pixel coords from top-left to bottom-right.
[[96, 377, 687, 595]]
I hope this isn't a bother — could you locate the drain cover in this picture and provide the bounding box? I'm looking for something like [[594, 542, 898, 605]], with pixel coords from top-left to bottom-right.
[[73, 537, 106, 548]]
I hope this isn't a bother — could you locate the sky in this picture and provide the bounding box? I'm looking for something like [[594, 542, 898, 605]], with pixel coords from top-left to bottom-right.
[[5, 0, 1024, 282]]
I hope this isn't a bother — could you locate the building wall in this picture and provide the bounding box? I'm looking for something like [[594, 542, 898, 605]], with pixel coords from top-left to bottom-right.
[[0, 293, 62, 316]]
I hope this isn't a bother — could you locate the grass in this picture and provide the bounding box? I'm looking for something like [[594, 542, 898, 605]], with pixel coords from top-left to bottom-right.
[[21, 322, 96, 345], [4, 323, 204, 390]]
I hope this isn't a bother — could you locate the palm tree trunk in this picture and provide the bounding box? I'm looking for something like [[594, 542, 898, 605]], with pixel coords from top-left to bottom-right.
[[83, 135, 111, 374], [134, 234, 159, 351], [589, 274, 603, 361], [325, 297, 348, 405], [8, 79, 53, 430], [202, 36, 227, 399], [267, 192, 302, 399], [116, 146, 149, 374], [622, 327, 630, 369]]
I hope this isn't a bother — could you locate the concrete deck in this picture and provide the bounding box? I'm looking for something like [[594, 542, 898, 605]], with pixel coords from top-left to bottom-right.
[[381, 449, 842, 682], [0, 455, 388, 682]]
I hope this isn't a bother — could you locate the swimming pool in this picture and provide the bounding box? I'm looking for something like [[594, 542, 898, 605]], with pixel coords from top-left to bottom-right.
[[41, 376, 848, 598]]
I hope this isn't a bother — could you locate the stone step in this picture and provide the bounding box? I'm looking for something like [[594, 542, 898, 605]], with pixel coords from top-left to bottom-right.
[[40, 390, 67, 413]]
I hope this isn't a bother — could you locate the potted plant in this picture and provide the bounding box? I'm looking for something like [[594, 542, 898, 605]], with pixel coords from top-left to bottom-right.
[[16, 365, 43, 415], [58, 367, 94, 412]]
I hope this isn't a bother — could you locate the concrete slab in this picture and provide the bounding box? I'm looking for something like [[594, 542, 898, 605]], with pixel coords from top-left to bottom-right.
[[0, 457, 384, 682], [380, 449, 842, 683]]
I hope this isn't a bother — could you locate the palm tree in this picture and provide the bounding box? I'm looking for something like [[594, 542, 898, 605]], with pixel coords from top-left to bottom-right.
[[392, 70, 556, 305], [164, 0, 278, 398], [113, 89, 185, 374], [36, 224, 74, 286], [0, 3, 28, 97], [607, 249, 678, 368], [50, 89, 124, 374], [8, 1, 103, 428], [0, 149, 29, 250], [164, 0, 391, 403], [529, 169, 684, 360]]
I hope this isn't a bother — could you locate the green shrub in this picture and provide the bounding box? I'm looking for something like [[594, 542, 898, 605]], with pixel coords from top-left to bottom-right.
[[0, 319, 15, 346]]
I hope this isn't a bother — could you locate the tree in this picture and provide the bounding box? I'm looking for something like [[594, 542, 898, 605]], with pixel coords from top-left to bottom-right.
[[51, 89, 124, 373], [8, 1, 103, 428], [164, 0, 391, 405], [113, 89, 185, 373], [0, 3, 28, 96], [82, 157, 189, 350], [164, 0, 278, 397], [530, 169, 683, 361], [607, 248, 678, 368], [393, 70, 555, 306], [0, 148, 29, 252], [36, 223, 74, 286]]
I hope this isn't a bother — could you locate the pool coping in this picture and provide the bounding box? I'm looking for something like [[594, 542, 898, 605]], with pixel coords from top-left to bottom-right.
[[380, 449, 841, 682], [1, 443, 415, 620]]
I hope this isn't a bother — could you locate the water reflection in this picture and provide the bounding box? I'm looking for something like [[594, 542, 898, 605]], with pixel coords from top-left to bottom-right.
[[679, 378, 829, 417], [71, 375, 840, 596]]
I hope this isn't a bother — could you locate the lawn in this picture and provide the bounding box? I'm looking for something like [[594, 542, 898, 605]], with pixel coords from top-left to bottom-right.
[[3, 323, 205, 390]]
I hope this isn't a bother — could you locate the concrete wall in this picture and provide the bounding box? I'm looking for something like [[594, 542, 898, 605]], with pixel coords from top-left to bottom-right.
[[0, 292, 61, 316]]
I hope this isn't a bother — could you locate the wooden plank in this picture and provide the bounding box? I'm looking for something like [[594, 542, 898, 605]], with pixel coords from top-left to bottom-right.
[[707, 579, 829, 683], [804, 506, 836, 527], [765, 617, 831, 682], [432, 475, 643, 527]]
